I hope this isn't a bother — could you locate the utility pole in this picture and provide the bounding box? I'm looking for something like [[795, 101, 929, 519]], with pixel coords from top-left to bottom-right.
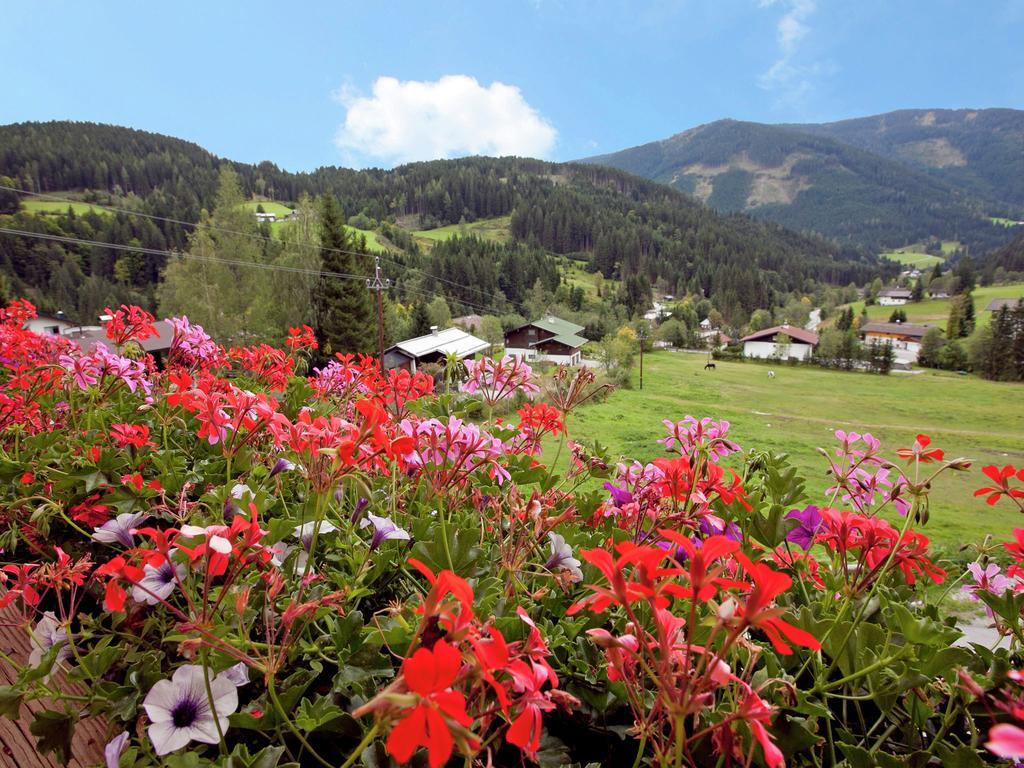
[[366, 255, 391, 366], [638, 328, 646, 390]]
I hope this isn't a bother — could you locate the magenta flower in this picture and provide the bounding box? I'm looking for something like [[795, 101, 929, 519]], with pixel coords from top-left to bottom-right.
[[460, 355, 540, 405], [659, 416, 740, 459], [986, 724, 1024, 759], [143, 665, 238, 755], [963, 562, 1012, 602], [785, 506, 823, 551]]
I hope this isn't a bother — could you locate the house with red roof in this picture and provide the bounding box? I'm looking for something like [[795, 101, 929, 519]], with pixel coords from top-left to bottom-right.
[[740, 324, 819, 361]]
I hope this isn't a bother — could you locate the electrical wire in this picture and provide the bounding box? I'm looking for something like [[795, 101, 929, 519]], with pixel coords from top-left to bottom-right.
[[0, 184, 531, 313]]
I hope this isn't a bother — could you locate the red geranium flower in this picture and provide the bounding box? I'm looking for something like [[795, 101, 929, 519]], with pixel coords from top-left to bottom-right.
[[734, 552, 821, 655], [386, 639, 475, 768], [975, 464, 1024, 507], [896, 433, 944, 463]]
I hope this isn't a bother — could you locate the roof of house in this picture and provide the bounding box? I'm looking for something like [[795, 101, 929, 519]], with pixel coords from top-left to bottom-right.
[[65, 320, 175, 353], [986, 298, 1023, 312], [510, 315, 585, 337], [389, 327, 490, 359], [879, 288, 913, 298], [531, 332, 588, 349], [860, 321, 932, 339], [740, 325, 819, 345]]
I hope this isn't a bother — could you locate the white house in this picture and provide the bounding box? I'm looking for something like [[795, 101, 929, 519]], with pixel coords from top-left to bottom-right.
[[23, 313, 73, 336], [383, 326, 490, 373], [643, 302, 667, 322], [740, 325, 819, 361], [877, 289, 913, 306], [254, 212, 277, 223]]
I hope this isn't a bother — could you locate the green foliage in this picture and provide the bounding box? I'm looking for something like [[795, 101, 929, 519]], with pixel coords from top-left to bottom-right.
[[312, 194, 374, 355]]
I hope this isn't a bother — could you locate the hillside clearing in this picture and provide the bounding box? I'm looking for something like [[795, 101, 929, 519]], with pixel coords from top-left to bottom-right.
[[558, 351, 1024, 548], [411, 216, 512, 249], [242, 200, 294, 217], [22, 198, 110, 216]]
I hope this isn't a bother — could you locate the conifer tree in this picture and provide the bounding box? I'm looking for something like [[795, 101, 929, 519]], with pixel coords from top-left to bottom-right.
[[313, 194, 375, 355]]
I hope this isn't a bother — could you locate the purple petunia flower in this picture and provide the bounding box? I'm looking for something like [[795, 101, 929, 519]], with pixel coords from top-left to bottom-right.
[[269, 457, 294, 477], [359, 513, 411, 551], [293, 520, 338, 551], [104, 731, 129, 768], [545, 532, 583, 582], [132, 556, 185, 605], [92, 512, 149, 548], [350, 496, 370, 524], [143, 665, 238, 755], [28, 612, 73, 681], [785, 505, 823, 551]]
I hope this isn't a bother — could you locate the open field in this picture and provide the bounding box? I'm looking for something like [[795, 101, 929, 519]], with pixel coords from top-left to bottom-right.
[[992, 217, 1024, 227], [344, 225, 387, 252], [411, 215, 511, 248], [836, 282, 1024, 336], [559, 351, 1024, 549], [559, 257, 618, 299], [241, 200, 293, 217], [881, 251, 943, 268], [22, 198, 109, 216], [879, 240, 960, 269]]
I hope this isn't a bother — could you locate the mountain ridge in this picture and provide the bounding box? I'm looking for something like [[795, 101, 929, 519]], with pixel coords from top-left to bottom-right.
[[581, 109, 1024, 255]]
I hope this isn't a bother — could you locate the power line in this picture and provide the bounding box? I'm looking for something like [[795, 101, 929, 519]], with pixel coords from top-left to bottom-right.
[[0, 227, 368, 282], [0, 226, 519, 318], [1, 184, 527, 313]]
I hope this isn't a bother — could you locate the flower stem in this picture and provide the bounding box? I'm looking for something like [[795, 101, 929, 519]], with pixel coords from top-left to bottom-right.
[[339, 723, 379, 768]]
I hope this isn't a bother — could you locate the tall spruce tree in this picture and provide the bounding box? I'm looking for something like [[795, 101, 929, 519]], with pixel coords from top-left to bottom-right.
[[313, 194, 374, 355]]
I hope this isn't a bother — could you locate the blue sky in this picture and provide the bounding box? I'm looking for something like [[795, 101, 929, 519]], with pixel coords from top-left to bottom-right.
[[4, 0, 1023, 171]]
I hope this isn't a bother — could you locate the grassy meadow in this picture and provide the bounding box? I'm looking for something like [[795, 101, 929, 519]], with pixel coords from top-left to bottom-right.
[[879, 240, 960, 269], [412, 215, 512, 248], [22, 198, 109, 216], [839, 282, 1024, 336], [242, 200, 294, 217], [558, 351, 1024, 549]]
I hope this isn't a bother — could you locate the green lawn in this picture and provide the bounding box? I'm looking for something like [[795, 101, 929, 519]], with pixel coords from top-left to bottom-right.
[[412, 215, 511, 248], [242, 200, 294, 217], [557, 351, 1024, 549], [879, 240, 960, 269], [991, 217, 1024, 227], [22, 198, 109, 216], [838, 282, 1024, 336], [881, 251, 944, 269], [344, 226, 387, 253]]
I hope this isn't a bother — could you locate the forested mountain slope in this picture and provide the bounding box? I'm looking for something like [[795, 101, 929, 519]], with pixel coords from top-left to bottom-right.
[[582, 119, 1013, 254], [783, 108, 1024, 211], [0, 121, 881, 326]]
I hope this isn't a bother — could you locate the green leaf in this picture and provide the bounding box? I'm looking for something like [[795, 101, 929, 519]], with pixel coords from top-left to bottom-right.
[[836, 741, 873, 768], [0, 686, 24, 719], [29, 709, 76, 764], [294, 695, 348, 733]]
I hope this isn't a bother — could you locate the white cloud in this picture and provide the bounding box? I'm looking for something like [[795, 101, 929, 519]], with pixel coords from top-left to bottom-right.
[[334, 75, 558, 166], [757, 0, 819, 106]]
